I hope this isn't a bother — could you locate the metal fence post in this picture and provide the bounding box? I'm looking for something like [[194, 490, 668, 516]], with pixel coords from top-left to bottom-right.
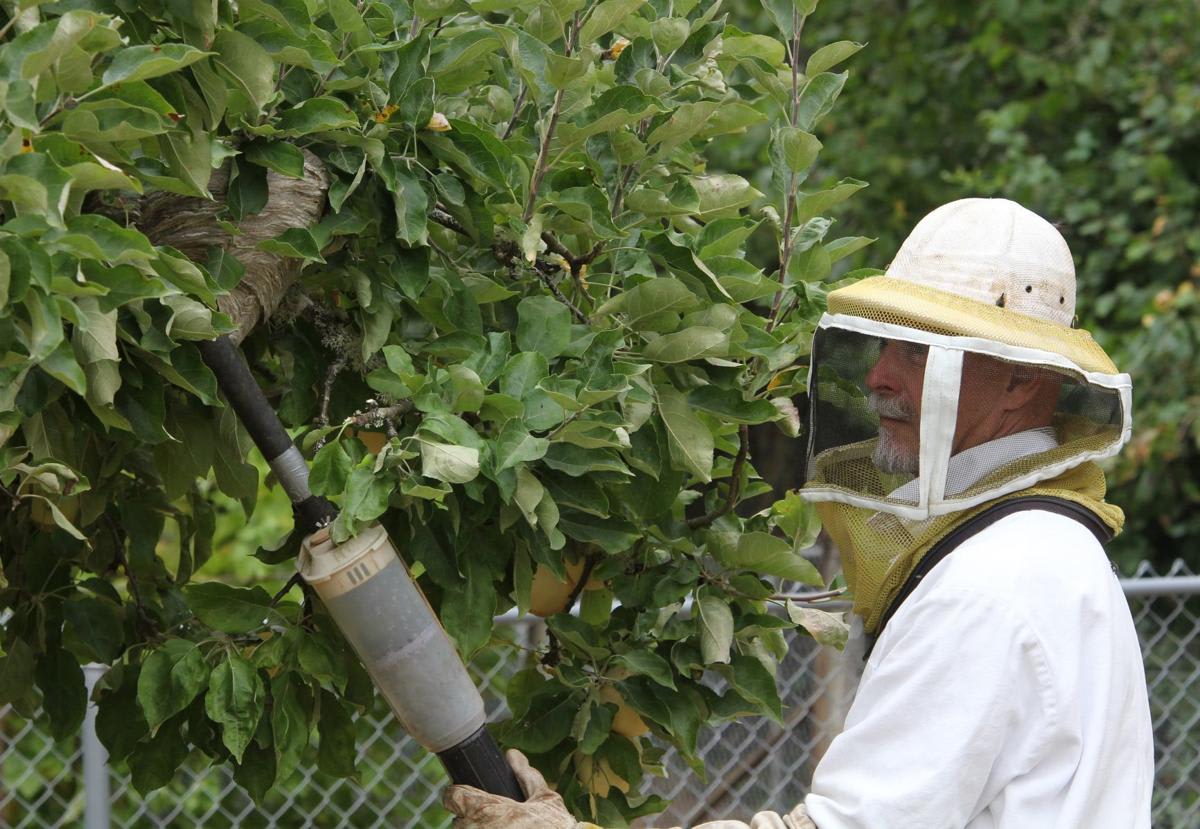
[[82, 664, 110, 829]]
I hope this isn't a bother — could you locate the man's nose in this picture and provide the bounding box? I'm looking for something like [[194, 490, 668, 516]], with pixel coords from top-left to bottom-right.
[[866, 348, 899, 395]]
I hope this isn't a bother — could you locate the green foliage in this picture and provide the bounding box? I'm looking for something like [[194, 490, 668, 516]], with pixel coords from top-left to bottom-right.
[[0, 0, 864, 822], [724, 0, 1200, 570]]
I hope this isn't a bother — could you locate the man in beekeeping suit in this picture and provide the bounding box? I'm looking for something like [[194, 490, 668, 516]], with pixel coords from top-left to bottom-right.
[[443, 198, 1154, 829]]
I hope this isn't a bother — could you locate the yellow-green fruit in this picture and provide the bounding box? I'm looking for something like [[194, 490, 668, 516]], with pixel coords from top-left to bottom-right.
[[599, 684, 649, 738], [529, 559, 604, 617], [352, 429, 389, 454], [29, 497, 79, 529], [576, 755, 631, 797], [530, 564, 575, 617]]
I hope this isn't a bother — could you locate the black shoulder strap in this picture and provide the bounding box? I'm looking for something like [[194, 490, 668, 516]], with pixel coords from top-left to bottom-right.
[[864, 496, 1112, 659]]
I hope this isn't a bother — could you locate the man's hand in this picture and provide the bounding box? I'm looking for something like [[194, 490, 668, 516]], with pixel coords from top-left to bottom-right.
[[442, 749, 580, 829]]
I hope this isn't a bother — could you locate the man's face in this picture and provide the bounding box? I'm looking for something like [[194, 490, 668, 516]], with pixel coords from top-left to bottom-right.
[[865, 340, 1048, 475], [865, 339, 927, 474]]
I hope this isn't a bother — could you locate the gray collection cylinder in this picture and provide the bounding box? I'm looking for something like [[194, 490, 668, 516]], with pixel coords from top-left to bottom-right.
[[297, 523, 486, 754]]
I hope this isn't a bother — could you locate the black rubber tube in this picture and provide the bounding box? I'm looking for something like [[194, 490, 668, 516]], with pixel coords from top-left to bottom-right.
[[197, 337, 294, 462], [437, 726, 526, 802]]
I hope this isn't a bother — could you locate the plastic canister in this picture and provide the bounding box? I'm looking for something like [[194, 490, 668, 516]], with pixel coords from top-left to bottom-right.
[[297, 523, 486, 754]]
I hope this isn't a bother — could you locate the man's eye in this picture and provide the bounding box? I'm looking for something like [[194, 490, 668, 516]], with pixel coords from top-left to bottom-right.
[[901, 342, 928, 361]]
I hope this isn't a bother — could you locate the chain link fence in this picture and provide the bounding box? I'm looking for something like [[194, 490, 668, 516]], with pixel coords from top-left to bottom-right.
[[2, 561, 1198, 828]]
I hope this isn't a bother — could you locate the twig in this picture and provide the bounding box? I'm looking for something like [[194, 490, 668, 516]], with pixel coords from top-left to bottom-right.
[[318, 356, 347, 428], [767, 10, 810, 334], [408, 14, 420, 39], [522, 11, 582, 223], [501, 84, 528, 140], [430, 204, 469, 236], [537, 270, 589, 323], [687, 424, 751, 529], [771, 588, 847, 603], [270, 573, 304, 606], [107, 515, 156, 638], [541, 553, 600, 670], [349, 401, 414, 427]]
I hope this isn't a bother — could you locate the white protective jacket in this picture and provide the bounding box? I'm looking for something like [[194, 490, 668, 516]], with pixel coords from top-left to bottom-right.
[[668, 509, 1154, 829]]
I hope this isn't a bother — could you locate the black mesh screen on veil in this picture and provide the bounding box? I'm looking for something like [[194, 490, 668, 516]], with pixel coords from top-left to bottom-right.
[[804, 323, 1128, 514], [805, 327, 924, 507]]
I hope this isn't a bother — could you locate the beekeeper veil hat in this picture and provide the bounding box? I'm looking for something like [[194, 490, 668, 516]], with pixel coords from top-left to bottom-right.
[[798, 199, 1130, 630]]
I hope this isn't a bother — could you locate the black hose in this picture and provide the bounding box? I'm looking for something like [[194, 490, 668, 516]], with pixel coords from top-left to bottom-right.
[[197, 337, 294, 462], [438, 726, 526, 802]]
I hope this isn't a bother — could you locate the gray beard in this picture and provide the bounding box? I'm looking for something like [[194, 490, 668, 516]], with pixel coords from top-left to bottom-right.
[[874, 430, 918, 475], [869, 392, 918, 475]]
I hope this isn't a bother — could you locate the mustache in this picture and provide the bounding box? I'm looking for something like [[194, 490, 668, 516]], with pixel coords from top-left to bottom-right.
[[868, 392, 913, 420]]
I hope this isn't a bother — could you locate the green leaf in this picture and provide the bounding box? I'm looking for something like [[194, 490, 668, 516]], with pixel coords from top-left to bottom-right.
[[128, 720, 189, 795], [317, 689, 357, 777], [243, 140, 305, 178], [63, 597, 124, 663], [805, 40, 864, 76], [393, 171, 429, 246], [578, 0, 646, 44], [257, 227, 326, 262], [441, 555, 498, 657], [184, 582, 277, 633], [594, 278, 700, 331], [271, 674, 311, 784], [613, 650, 676, 690], [775, 127, 822, 177], [795, 71, 847, 132], [728, 653, 783, 722], [138, 641, 211, 732], [697, 596, 734, 665], [276, 97, 358, 135], [340, 466, 393, 520], [687, 387, 779, 424], [205, 652, 266, 763], [0, 639, 35, 706], [710, 530, 823, 587], [493, 420, 550, 472], [557, 511, 639, 553], [721, 29, 787, 65], [657, 387, 713, 482], [309, 439, 353, 496], [213, 30, 276, 114], [794, 178, 868, 224], [787, 601, 849, 649], [420, 440, 480, 484], [646, 101, 722, 154], [642, 326, 726, 363], [35, 648, 87, 741], [516, 295, 572, 360], [692, 174, 763, 216], [61, 214, 156, 263], [102, 44, 212, 86], [505, 695, 577, 753]]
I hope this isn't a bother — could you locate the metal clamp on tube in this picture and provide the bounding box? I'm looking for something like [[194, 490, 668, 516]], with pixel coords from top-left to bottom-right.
[[298, 524, 524, 801]]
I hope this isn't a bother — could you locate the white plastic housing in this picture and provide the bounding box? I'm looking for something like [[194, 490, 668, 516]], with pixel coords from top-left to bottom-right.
[[298, 523, 485, 753]]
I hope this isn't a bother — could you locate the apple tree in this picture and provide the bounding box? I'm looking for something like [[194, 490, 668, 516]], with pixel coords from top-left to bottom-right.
[[0, 0, 867, 823]]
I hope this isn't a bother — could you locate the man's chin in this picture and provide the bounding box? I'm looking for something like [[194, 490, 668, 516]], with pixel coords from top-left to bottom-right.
[[873, 438, 918, 476]]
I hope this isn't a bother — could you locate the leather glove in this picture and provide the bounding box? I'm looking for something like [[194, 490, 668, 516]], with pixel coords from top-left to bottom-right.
[[442, 749, 817, 829], [442, 749, 582, 829]]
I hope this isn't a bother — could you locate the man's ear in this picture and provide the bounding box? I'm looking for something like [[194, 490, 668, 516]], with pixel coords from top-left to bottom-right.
[[1002, 370, 1059, 413]]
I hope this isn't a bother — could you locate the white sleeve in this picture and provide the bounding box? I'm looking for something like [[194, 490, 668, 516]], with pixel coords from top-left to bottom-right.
[[804, 588, 1057, 829]]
